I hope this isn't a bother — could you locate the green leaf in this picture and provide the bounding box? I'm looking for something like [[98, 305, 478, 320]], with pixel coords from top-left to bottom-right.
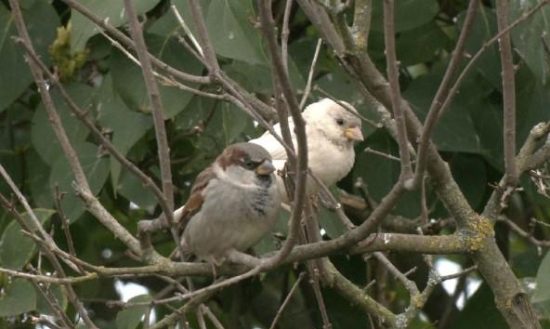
[[516, 69, 550, 146], [318, 205, 346, 239], [222, 101, 253, 144], [254, 211, 289, 255], [0, 1, 58, 111], [31, 83, 93, 165], [355, 130, 421, 217], [224, 61, 274, 93], [0, 279, 37, 316], [449, 155, 487, 210], [49, 143, 109, 222], [450, 285, 507, 329], [70, 0, 160, 51], [117, 169, 157, 211], [461, 8, 501, 90], [26, 150, 54, 209], [115, 294, 152, 329], [150, 0, 266, 65], [206, 0, 266, 64], [396, 22, 451, 66], [0, 209, 55, 270], [96, 75, 152, 190], [468, 98, 504, 170], [36, 285, 68, 315], [110, 35, 201, 119], [511, 0, 550, 85], [404, 67, 483, 154], [533, 251, 550, 303], [371, 0, 439, 33]]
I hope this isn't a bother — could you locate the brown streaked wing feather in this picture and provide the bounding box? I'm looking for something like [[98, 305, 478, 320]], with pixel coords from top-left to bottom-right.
[[176, 166, 215, 230]]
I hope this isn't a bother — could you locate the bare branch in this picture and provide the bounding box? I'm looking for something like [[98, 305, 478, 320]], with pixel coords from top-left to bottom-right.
[[351, 0, 372, 50], [187, 0, 221, 75], [123, 0, 174, 212], [60, 0, 210, 85], [258, 0, 309, 265], [299, 38, 323, 109], [496, 0, 518, 186], [383, 0, 412, 183], [171, 5, 204, 57], [497, 216, 550, 247], [16, 39, 175, 235], [281, 0, 294, 73], [0, 170, 98, 328], [0, 267, 97, 284], [438, 0, 550, 137], [484, 122, 550, 219], [10, 19, 143, 259], [374, 252, 419, 296], [122, 0, 185, 258], [411, 0, 479, 189], [269, 272, 306, 329]]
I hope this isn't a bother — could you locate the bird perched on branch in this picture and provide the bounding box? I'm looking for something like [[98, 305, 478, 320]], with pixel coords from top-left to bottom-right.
[[249, 98, 363, 200], [178, 143, 281, 264]]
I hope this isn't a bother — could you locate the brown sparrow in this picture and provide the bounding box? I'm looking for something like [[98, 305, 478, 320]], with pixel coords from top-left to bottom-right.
[[249, 98, 363, 200], [178, 143, 281, 263]]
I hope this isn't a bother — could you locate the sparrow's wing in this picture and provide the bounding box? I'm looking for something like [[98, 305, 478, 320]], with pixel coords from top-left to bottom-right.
[[249, 119, 295, 160], [175, 166, 214, 229]]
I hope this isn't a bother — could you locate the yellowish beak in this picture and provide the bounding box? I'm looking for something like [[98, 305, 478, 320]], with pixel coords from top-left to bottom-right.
[[255, 160, 276, 176], [344, 126, 364, 141]]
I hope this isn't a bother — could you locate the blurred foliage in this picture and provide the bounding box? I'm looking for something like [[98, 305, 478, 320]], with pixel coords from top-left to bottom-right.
[[0, 0, 550, 327]]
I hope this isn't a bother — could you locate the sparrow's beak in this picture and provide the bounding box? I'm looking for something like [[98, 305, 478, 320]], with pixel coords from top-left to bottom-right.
[[255, 159, 276, 176], [344, 126, 364, 141]]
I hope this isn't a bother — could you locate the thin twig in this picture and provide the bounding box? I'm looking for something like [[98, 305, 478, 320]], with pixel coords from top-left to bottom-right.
[[496, 0, 518, 186], [497, 217, 550, 247], [60, 0, 210, 85], [123, 0, 184, 258], [382, 0, 412, 182], [0, 170, 98, 329], [123, 0, 174, 213], [0, 267, 97, 284], [439, 265, 478, 281], [31, 280, 74, 328], [187, 0, 221, 75], [299, 38, 323, 109], [53, 186, 83, 274], [437, 0, 550, 139], [258, 0, 309, 265], [364, 147, 401, 162], [281, 0, 294, 73], [483, 122, 550, 219], [99, 30, 221, 101], [269, 272, 306, 329], [374, 252, 419, 295], [171, 5, 204, 57], [11, 34, 143, 257], [411, 0, 479, 189]]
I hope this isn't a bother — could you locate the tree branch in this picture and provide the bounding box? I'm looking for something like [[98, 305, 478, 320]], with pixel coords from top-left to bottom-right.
[[258, 0, 309, 265], [382, 0, 413, 182], [496, 0, 518, 186], [411, 0, 479, 189]]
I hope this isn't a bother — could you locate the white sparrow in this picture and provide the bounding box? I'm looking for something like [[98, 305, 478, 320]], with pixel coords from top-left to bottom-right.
[[249, 98, 363, 200], [178, 143, 281, 263]]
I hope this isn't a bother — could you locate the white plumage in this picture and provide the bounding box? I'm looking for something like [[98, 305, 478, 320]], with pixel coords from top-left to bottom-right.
[[249, 98, 363, 200]]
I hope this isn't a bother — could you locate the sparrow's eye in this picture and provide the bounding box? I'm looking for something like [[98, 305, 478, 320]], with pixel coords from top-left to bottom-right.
[[336, 118, 345, 126], [242, 158, 258, 170]]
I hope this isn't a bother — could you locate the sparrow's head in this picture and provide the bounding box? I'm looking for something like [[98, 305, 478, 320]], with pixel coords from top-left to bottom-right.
[[217, 143, 276, 180], [303, 98, 364, 146]]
